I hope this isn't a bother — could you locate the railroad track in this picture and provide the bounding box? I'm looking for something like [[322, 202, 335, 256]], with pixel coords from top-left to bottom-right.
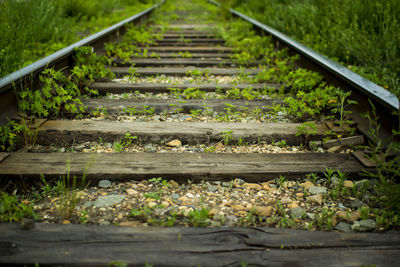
[[0, 0, 399, 266]]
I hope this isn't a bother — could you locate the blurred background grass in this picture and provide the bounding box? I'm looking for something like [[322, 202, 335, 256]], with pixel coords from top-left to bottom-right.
[[225, 0, 399, 96], [0, 0, 154, 78]]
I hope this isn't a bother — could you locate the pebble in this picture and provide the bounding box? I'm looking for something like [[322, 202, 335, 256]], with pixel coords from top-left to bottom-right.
[[343, 180, 354, 188], [254, 206, 273, 217], [207, 185, 219, 193], [335, 222, 352, 232], [351, 219, 377, 232], [290, 207, 305, 219], [166, 139, 182, 147], [306, 194, 323, 205], [301, 181, 314, 190], [308, 186, 327, 195], [280, 196, 292, 204], [126, 189, 138, 195], [98, 180, 112, 188], [242, 183, 262, 190], [94, 195, 126, 208], [336, 210, 361, 223]]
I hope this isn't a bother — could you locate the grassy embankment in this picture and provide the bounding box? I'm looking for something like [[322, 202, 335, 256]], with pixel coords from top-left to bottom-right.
[[225, 0, 400, 97], [0, 0, 155, 78]]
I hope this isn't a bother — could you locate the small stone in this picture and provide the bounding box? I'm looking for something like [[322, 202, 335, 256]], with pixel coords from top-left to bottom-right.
[[308, 186, 327, 195], [317, 147, 324, 153], [99, 220, 111, 226], [166, 139, 182, 147], [82, 148, 91, 153], [254, 206, 273, 217], [338, 203, 346, 209], [144, 144, 156, 152], [98, 180, 112, 188], [301, 181, 314, 190], [119, 221, 141, 227], [280, 196, 292, 204], [231, 205, 245, 211], [327, 145, 343, 153], [351, 219, 377, 232], [94, 195, 126, 208], [343, 180, 354, 188], [126, 189, 137, 195], [207, 185, 218, 193], [336, 210, 361, 223], [186, 192, 194, 198], [226, 215, 238, 221], [21, 199, 30, 205], [261, 182, 270, 190], [288, 202, 299, 209], [242, 183, 262, 190], [335, 222, 352, 232], [62, 220, 71, 224], [306, 194, 323, 205], [83, 201, 94, 208], [169, 180, 179, 188], [290, 207, 305, 218], [172, 194, 180, 200], [296, 193, 304, 198], [161, 201, 170, 208], [349, 199, 367, 208]]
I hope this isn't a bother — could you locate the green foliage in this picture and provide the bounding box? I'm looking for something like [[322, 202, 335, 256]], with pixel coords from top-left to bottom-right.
[[229, 0, 400, 95], [0, 0, 154, 78], [361, 101, 400, 212], [0, 120, 28, 151], [186, 207, 211, 227], [296, 122, 317, 147], [55, 161, 90, 219], [221, 130, 233, 146], [114, 133, 138, 152], [0, 192, 38, 222]]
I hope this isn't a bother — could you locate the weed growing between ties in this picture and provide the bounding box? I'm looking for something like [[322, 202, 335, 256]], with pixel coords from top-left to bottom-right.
[[0, 46, 114, 152]]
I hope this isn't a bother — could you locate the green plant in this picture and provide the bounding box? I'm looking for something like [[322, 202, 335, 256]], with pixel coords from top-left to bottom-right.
[[276, 140, 287, 148], [186, 207, 211, 227], [0, 192, 38, 222], [314, 207, 335, 230], [327, 89, 357, 136], [295, 122, 317, 147], [54, 160, 91, 219], [276, 175, 286, 188], [221, 130, 233, 146]]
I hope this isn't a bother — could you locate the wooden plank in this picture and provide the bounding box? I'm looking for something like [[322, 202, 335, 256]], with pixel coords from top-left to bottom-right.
[[36, 120, 328, 146], [89, 82, 280, 94], [0, 152, 368, 181], [153, 24, 215, 29], [156, 38, 225, 43], [117, 58, 236, 67], [1, 224, 397, 267], [111, 67, 262, 77], [0, 152, 10, 163], [81, 98, 283, 114], [149, 52, 231, 58], [138, 46, 232, 53], [161, 33, 219, 38]]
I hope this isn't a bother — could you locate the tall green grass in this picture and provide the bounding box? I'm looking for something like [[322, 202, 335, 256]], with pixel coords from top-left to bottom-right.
[[0, 0, 154, 78], [227, 0, 400, 96]]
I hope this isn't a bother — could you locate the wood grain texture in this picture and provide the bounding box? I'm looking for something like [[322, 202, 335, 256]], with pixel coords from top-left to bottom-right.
[[111, 67, 262, 76], [80, 98, 283, 114], [36, 120, 327, 145], [0, 152, 368, 181], [89, 82, 279, 94], [137, 46, 232, 53], [0, 223, 398, 266], [118, 58, 235, 67]]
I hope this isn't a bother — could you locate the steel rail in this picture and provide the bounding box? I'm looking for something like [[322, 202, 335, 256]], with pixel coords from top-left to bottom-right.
[[209, 0, 399, 141], [0, 0, 165, 94]]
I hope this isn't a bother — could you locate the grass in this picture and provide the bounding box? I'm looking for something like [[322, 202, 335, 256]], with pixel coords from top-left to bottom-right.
[[0, 0, 155, 78], [226, 0, 400, 97]]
